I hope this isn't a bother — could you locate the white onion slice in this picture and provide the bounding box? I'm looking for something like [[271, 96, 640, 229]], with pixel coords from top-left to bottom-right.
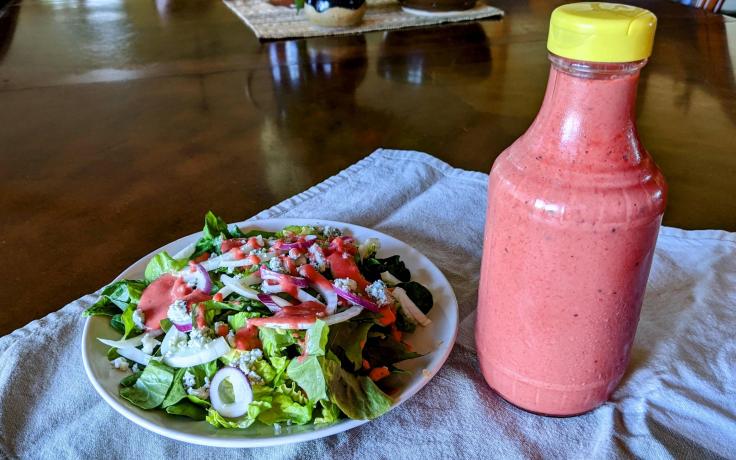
[[220, 259, 252, 269], [241, 271, 262, 286], [296, 289, 322, 304], [323, 306, 363, 325], [215, 286, 234, 299], [162, 337, 231, 368], [210, 367, 253, 418], [380, 271, 402, 286], [98, 329, 162, 350], [116, 346, 152, 366], [159, 326, 187, 356], [220, 275, 260, 300], [393, 286, 431, 327], [173, 242, 196, 260]]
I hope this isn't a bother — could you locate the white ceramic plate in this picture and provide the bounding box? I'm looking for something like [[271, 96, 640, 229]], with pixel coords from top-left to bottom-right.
[[82, 218, 458, 448]]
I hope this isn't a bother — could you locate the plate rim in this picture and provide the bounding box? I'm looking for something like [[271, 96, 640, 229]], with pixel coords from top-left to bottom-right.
[[81, 217, 459, 448]]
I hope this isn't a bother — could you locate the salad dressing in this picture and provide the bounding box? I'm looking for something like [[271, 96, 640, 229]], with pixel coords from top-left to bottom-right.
[[137, 274, 211, 330]]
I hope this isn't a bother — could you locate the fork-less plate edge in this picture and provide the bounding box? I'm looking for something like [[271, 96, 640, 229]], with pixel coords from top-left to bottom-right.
[[82, 218, 459, 448]]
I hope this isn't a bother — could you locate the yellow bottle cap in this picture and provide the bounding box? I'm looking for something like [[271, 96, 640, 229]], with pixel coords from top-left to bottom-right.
[[547, 2, 657, 63]]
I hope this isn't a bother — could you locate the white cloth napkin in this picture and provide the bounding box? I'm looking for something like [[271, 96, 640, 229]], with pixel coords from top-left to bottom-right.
[[1, 149, 734, 459]]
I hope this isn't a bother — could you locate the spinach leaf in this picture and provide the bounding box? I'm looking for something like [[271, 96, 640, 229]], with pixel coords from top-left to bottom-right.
[[83, 279, 147, 317], [120, 371, 142, 388], [165, 401, 207, 420], [359, 255, 411, 282], [110, 314, 126, 334], [121, 304, 141, 339], [161, 368, 187, 408], [397, 281, 433, 314], [119, 360, 175, 410]]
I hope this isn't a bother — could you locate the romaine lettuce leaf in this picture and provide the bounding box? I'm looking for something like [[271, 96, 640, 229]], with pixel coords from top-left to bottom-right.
[[287, 356, 327, 402], [321, 358, 392, 420], [144, 251, 187, 283], [328, 321, 373, 371], [255, 383, 312, 425], [205, 408, 256, 429], [120, 360, 175, 410], [314, 400, 341, 424], [304, 320, 329, 357], [227, 311, 263, 331], [259, 328, 296, 357]]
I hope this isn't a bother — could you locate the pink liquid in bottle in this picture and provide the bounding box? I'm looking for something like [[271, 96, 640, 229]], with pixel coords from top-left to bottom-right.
[[475, 53, 667, 416]]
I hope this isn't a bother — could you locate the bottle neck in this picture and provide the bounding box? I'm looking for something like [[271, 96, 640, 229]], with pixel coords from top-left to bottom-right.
[[525, 54, 646, 166]]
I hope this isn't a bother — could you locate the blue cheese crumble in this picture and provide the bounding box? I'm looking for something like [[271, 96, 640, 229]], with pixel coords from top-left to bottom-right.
[[333, 277, 358, 293], [167, 299, 189, 325], [366, 280, 393, 306]]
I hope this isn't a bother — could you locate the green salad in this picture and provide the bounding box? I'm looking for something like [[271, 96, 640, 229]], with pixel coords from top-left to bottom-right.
[[84, 212, 434, 430]]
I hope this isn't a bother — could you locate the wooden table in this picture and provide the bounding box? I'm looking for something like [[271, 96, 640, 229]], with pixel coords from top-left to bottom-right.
[[0, 0, 734, 335]]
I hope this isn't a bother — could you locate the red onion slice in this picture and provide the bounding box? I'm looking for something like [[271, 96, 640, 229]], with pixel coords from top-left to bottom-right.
[[332, 286, 380, 312], [298, 265, 338, 315], [193, 263, 213, 293], [257, 293, 289, 313], [173, 321, 193, 332], [259, 267, 310, 288], [210, 367, 253, 418]]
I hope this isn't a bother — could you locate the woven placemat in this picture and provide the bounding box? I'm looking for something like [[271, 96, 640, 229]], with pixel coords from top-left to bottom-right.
[[223, 0, 504, 40]]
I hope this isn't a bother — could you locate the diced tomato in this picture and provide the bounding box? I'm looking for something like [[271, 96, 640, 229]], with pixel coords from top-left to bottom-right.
[[369, 367, 390, 382], [193, 252, 210, 264], [282, 256, 297, 275], [235, 325, 262, 350], [221, 239, 247, 253], [376, 304, 396, 326], [229, 247, 246, 260], [213, 292, 224, 302], [362, 359, 371, 370], [329, 236, 357, 255], [216, 323, 229, 337], [248, 254, 261, 265], [195, 303, 207, 329], [391, 325, 402, 342], [327, 252, 368, 290], [247, 237, 263, 249]]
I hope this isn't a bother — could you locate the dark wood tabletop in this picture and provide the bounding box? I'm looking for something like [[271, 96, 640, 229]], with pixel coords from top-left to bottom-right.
[[0, 0, 734, 336]]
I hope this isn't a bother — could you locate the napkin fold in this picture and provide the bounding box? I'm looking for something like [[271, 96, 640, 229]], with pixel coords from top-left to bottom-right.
[[1, 149, 734, 459]]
